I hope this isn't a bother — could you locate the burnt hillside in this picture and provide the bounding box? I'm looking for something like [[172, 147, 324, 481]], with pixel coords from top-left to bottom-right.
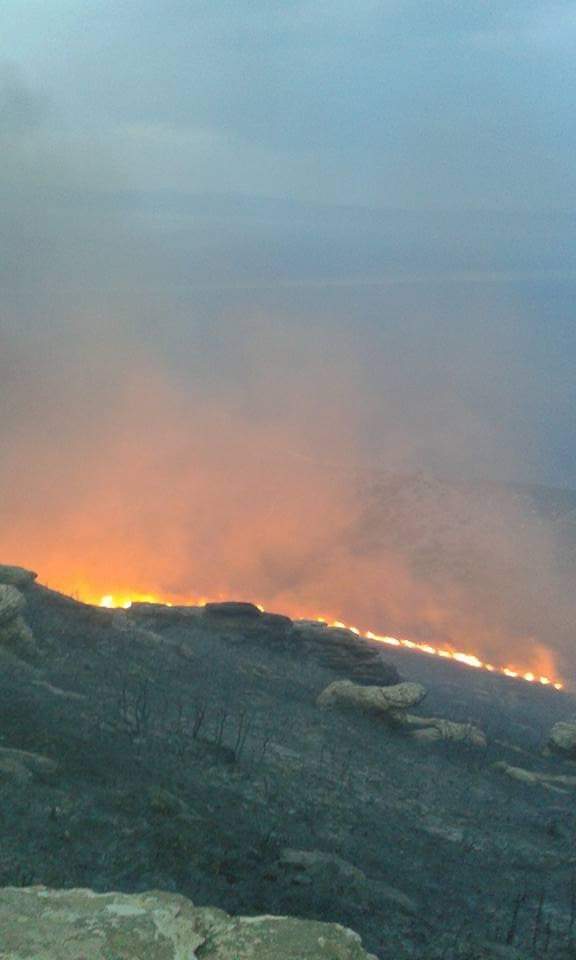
[[0, 568, 575, 959]]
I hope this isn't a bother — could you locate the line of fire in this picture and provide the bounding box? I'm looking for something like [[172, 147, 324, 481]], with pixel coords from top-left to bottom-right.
[[90, 590, 564, 691]]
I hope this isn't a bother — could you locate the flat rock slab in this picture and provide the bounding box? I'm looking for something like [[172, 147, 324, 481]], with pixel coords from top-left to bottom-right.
[[0, 886, 379, 959], [129, 602, 203, 621], [204, 601, 263, 619]]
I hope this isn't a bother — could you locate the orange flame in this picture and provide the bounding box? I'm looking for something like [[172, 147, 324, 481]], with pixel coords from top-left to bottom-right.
[[93, 590, 563, 691]]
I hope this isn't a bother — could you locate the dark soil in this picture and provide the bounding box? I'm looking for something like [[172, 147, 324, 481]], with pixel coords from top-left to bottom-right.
[[1, 581, 576, 958]]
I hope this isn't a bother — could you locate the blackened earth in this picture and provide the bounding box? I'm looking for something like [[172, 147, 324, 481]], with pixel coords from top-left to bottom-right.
[[1, 582, 575, 959]]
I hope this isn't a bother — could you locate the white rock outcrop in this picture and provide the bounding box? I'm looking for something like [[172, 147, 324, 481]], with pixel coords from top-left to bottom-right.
[[317, 679, 486, 747], [317, 679, 426, 715], [402, 715, 487, 747], [548, 721, 576, 759], [0, 886, 379, 959]]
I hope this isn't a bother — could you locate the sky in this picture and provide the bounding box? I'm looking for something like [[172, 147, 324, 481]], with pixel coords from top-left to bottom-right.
[[2, 0, 575, 480], [2, 2, 576, 672]]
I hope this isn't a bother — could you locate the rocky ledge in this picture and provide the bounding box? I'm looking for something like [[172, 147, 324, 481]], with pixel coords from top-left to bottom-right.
[[0, 885, 378, 959]]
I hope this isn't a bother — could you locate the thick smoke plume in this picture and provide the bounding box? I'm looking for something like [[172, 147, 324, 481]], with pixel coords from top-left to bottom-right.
[[1, 66, 575, 680]]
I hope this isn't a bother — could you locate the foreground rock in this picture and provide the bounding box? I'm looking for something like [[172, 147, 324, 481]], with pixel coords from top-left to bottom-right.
[[548, 720, 576, 759], [0, 584, 38, 660], [0, 886, 379, 959], [317, 679, 426, 716]]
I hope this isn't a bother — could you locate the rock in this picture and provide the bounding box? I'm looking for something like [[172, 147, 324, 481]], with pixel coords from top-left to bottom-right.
[[275, 849, 416, 914], [201, 913, 379, 960], [0, 748, 58, 784], [204, 601, 263, 619], [0, 585, 26, 625], [0, 585, 38, 660], [420, 819, 465, 844], [0, 615, 39, 660], [548, 721, 576, 759], [403, 716, 487, 747], [128, 602, 201, 622], [31, 678, 86, 700], [259, 612, 293, 631], [494, 761, 576, 791], [277, 847, 365, 886], [0, 886, 379, 959], [316, 680, 485, 748], [0, 564, 37, 588], [317, 679, 426, 715], [294, 623, 360, 646]]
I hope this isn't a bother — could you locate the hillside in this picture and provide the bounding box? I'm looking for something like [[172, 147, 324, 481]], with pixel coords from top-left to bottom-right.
[[1, 564, 576, 958]]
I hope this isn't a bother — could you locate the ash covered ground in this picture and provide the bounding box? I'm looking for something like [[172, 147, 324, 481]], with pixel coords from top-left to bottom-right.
[[1, 568, 576, 959]]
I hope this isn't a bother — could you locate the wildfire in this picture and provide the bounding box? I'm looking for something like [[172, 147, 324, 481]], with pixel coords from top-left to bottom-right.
[[96, 592, 564, 691]]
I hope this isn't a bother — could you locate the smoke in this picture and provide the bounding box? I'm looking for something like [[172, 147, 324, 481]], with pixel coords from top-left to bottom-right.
[[1, 65, 575, 679]]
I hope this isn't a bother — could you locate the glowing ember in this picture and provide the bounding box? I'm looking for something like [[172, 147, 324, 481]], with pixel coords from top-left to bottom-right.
[[94, 592, 564, 691]]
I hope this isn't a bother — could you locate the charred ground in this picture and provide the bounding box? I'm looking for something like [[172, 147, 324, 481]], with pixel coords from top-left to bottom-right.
[[1, 577, 576, 959]]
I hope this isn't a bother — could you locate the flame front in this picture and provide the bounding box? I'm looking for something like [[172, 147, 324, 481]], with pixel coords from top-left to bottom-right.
[[95, 591, 564, 691]]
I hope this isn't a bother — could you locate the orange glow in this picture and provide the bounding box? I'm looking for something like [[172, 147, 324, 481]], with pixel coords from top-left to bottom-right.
[[90, 590, 564, 690], [2, 336, 572, 711]]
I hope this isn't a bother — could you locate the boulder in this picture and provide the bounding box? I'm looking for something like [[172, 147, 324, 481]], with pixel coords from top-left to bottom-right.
[[0, 615, 38, 659], [317, 679, 426, 715], [259, 612, 293, 631], [0, 585, 26, 626], [402, 715, 487, 748], [548, 721, 576, 759], [0, 886, 379, 959], [316, 679, 486, 747], [0, 585, 38, 660], [276, 849, 368, 894], [0, 564, 37, 588]]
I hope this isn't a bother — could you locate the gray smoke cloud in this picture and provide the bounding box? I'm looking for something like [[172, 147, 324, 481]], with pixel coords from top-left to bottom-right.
[[1, 3, 576, 677]]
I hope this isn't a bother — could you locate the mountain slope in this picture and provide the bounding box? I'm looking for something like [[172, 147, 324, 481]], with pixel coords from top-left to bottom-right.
[[0, 568, 575, 958]]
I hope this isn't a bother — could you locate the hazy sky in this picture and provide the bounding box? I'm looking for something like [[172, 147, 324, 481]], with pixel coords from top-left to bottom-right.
[[3, 2, 576, 677], [2, 0, 576, 485]]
